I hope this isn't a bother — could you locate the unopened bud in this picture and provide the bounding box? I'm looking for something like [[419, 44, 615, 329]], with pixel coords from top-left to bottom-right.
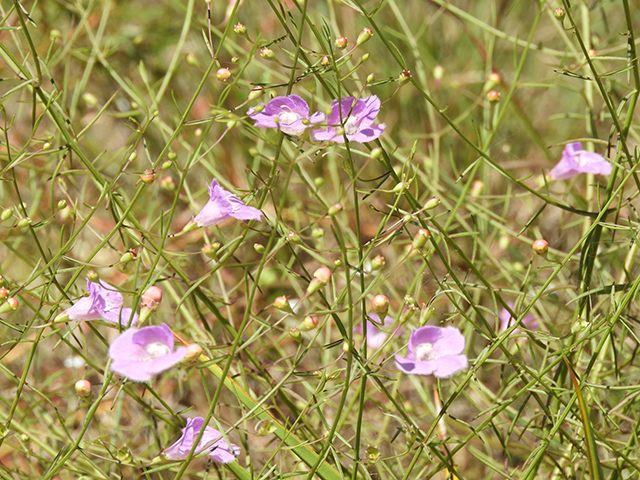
[[302, 315, 318, 330], [313, 267, 332, 283], [57, 200, 67, 210], [424, 196, 441, 210], [254, 243, 265, 254], [488, 72, 501, 85], [17, 217, 32, 228], [361, 53, 369, 62], [260, 47, 275, 60], [185, 343, 203, 361], [371, 295, 389, 317], [356, 27, 373, 46], [232, 57, 239, 65], [419, 305, 435, 325], [370, 147, 382, 161], [82, 92, 98, 106], [202, 243, 220, 259], [588, 48, 596, 57], [162, 160, 173, 170], [433, 64, 444, 82], [470, 179, 484, 198], [404, 295, 417, 309], [334, 259, 342, 268], [140, 170, 155, 184], [321, 56, 330, 66], [87, 270, 99, 283], [234, 23, 246, 34], [312, 228, 324, 238], [487, 90, 500, 102], [399, 70, 411, 83], [141, 286, 163, 310], [0, 297, 18, 314], [216, 68, 231, 82], [532, 239, 549, 256], [412, 229, 430, 250], [314, 177, 325, 188], [120, 250, 136, 264], [289, 327, 301, 340], [160, 176, 176, 192], [328, 203, 344, 216], [0, 288, 8, 300], [366, 73, 374, 83], [128, 151, 137, 162], [335, 36, 348, 49], [75, 379, 92, 398], [554, 8, 565, 21], [1, 209, 12, 221], [185, 53, 200, 68], [50, 29, 62, 40], [248, 86, 264, 102], [287, 231, 302, 244], [274, 296, 294, 313], [371, 255, 386, 270]]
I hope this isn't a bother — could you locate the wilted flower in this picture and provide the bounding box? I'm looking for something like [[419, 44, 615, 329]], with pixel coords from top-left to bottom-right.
[[548, 142, 612, 180], [247, 95, 324, 136], [108, 324, 187, 382], [499, 302, 538, 335], [60, 279, 138, 326], [354, 313, 401, 350], [312, 96, 385, 143], [193, 178, 263, 227], [395, 326, 468, 378], [164, 417, 240, 464]]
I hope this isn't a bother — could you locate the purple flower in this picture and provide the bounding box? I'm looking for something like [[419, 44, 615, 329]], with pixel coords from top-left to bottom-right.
[[312, 95, 385, 143], [548, 142, 612, 180], [247, 95, 324, 136], [194, 178, 263, 227], [395, 326, 468, 378], [499, 302, 538, 335], [164, 417, 240, 464], [64, 279, 138, 327], [108, 324, 187, 382], [354, 313, 401, 350]]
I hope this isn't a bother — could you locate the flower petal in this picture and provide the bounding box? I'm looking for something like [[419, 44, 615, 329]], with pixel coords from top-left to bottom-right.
[[395, 354, 436, 375], [432, 354, 469, 378]]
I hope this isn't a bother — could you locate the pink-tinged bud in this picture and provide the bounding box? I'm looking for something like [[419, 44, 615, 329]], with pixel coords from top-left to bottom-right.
[[532, 239, 549, 256], [356, 27, 373, 46], [202, 243, 220, 259], [119, 249, 136, 264], [328, 203, 344, 216], [0, 288, 7, 300], [216, 68, 231, 82], [588, 48, 596, 57], [287, 231, 302, 244], [335, 36, 348, 49], [488, 72, 501, 84], [371, 294, 390, 317], [274, 296, 294, 313], [303, 315, 318, 330], [260, 47, 275, 60], [289, 327, 301, 340], [140, 170, 155, 184], [470, 179, 484, 198], [554, 8, 565, 21], [233, 23, 246, 35], [424, 196, 441, 210], [160, 176, 176, 192], [371, 255, 386, 270], [87, 271, 100, 283], [412, 229, 430, 250], [185, 343, 203, 361], [321, 56, 330, 66], [487, 90, 500, 102], [248, 86, 265, 102], [75, 379, 92, 398], [399, 70, 411, 83], [0, 298, 18, 314], [313, 267, 332, 283], [141, 286, 163, 310]]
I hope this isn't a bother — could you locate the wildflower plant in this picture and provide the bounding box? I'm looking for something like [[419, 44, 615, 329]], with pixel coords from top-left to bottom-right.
[[2, 1, 640, 480]]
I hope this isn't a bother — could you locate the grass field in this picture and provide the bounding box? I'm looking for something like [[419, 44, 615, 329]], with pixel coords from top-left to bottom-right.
[[2, 0, 640, 479]]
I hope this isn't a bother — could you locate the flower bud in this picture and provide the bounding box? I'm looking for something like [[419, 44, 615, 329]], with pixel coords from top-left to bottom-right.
[[532, 238, 549, 256], [185, 343, 203, 361], [160, 176, 176, 192], [260, 47, 276, 60], [321, 56, 330, 66], [248, 86, 265, 102], [162, 160, 173, 170], [289, 327, 301, 340], [1, 208, 12, 221], [274, 296, 294, 313], [404, 295, 417, 309], [17, 217, 32, 228], [202, 243, 220, 259], [185, 53, 200, 68], [287, 231, 302, 244], [0, 297, 18, 314], [234, 23, 246, 34], [366, 73, 375, 84], [75, 379, 92, 398], [87, 270, 100, 283], [366, 445, 380, 465], [302, 315, 318, 330], [141, 286, 162, 310], [554, 8, 565, 21], [314, 267, 332, 283], [433, 64, 444, 83], [588, 48, 596, 57], [487, 90, 500, 102], [371, 295, 389, 317], [370, 148, 382, 161], [412, 228, 430, 250], [57, 200, 67, 210], [216, 68, 231, 82], [356, 27, 373, 46], [128, 151, 137, 162], [371, 255, 386, 270], [488, 71, 501, 85], [119, 249, 136, 264], [335, 37, 348, 49], [470, 179, 484, 198], [254, 243, 265, 254], [361, 53, 369, 62], [399, 70, 411, 83], [312, 228, 324, 238], [424, 196, 441, 210], [328, 203, 344, 216], [140, 170, 155, 184], [0, 288, 8, 300], [419, 305, 435, 325], [314, 177, 325, 188], [0, 275, 5, 288], [50, 29, 62, 40]]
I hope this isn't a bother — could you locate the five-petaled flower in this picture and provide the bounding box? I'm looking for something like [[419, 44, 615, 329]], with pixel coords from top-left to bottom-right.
[[395, 326, 468, 378], [499, 302, 538, 335], [312, 95, 385, 143], [194, 178, 263, 227], [354, 313, 401, 350], [164, 417, 240, 464], [62, 279, 138, 327], [548, 142, 611, 180], [108, 324, 187, 382], [248, 95, 324, 136]]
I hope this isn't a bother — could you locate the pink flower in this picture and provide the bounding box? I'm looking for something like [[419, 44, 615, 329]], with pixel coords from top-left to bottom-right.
[[548, 142, 611, 180], [248, 95, 324, 136], [499, 303, 538, 335], [164, 417, 240, 464], [64, 279, 138, 327], [194, 178, 263, 227], [312, 96, 385, 143], [395, 326, 468, 378]]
